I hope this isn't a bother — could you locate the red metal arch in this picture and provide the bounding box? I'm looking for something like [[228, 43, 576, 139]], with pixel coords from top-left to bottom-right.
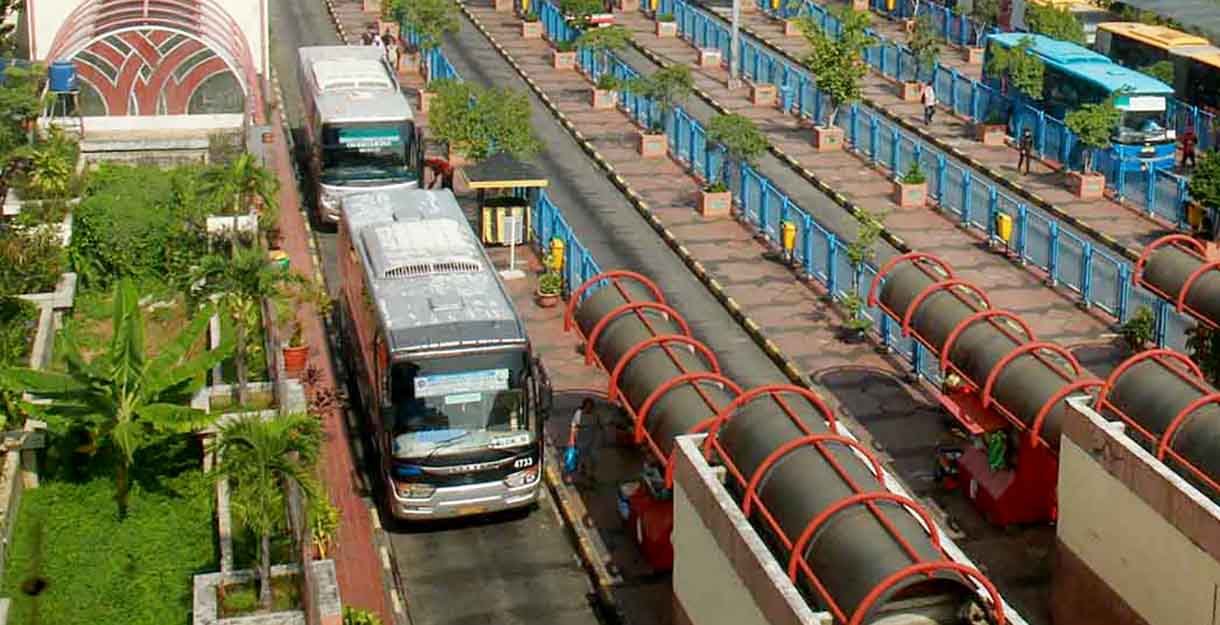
[[1134, 234, 1205, 280], [1098, 349, 1205, 408], [785, 492, 941, 582], [866, 252, 954, 308], [584, 302, 690, 366], [741, 434, 885, 517], [702, 384, 837, 455], [1177, 259, 1220, 322], [1158, 392, 1220, 461], [902, 279, 991, 338], [939, 309, 1035, 374], [847, 561, 1006, 625], [981, 342, 1081, 414], [1029, 379, 1103, 448], [633, 372, 743, 445], [564, 270, 665, 332], [607, 335, 718, 403]]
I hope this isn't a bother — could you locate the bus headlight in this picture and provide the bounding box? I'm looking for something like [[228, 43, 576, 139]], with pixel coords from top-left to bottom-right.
[[504, 466, 540, 488], [395, 482, 436, 500]]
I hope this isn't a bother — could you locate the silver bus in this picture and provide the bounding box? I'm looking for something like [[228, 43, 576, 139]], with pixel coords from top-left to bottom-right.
[[336, 188, 545, 521]]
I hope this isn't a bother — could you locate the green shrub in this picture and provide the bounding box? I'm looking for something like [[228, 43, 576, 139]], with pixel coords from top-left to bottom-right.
[[344, 607, 385, 625], [0, 225, 63, 294], [902, 161, 927, 184], [0, 296, 37, 366], [68, 164, 211, 289]]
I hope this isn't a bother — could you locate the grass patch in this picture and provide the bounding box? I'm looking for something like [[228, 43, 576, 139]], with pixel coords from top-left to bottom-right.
[[52, 280, 205, 371], [218, 574, 302, 618], [230, 520, 295, 572], [1, 437, 216, 625], [209, 392, 277, 414]]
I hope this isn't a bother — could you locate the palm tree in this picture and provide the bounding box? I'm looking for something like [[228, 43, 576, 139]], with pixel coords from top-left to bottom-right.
[[203, 153, 280, 217], [191, 246, 305, 406], [1, 279, 232, 516], [210, 412, 321, 612]]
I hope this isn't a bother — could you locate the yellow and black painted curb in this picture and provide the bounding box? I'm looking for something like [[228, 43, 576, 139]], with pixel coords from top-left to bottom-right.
[[627, 39, 917, 255], [458, 2, 818, 395], [730, 16, 1139, 262]]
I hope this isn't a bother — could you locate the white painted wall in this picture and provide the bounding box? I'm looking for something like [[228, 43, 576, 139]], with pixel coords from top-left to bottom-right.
[[27, 0, 268, 76], [1058, 399, 1220, 625]]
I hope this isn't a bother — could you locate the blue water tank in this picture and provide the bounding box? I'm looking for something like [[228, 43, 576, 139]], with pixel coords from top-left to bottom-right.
[[48, 60, 77, 92]]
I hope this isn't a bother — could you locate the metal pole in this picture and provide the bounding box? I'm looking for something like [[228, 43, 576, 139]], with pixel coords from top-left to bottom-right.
[[729, 0, 741, 89]]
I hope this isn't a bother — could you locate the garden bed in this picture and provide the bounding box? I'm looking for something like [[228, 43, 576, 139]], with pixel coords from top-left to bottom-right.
[[218, 573, 302, 618], [218, 306, 271, 386], [0, 298, 39, 368], [0, 438, 216, 625]]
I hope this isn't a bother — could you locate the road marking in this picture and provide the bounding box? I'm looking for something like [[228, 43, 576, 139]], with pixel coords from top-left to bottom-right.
[[369, 504, 382, 531], [379, 545, 392, 571], [390, 588, 404, 615]]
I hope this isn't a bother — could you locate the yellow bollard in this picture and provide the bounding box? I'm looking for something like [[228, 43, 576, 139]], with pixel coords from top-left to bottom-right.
[[1188, 201, 1204, 231], [886, 0, 895, 11], [995, 212, 1013, 245], [649, 0, 658, 11], [781, 221, 797, 261], [549, 237, 565, 273], [770, 0, 780, 10], [522, 0, 531, 13]]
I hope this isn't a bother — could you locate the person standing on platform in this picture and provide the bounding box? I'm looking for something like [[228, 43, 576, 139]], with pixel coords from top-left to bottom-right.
[[920, 82, 936, 126], [1182, 124, 1198, 170], [1018, 128, 1034, 176]]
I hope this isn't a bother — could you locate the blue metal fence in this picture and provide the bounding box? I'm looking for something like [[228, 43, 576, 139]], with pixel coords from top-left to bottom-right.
[[402, 30, 463, 82], [588, 13, 1194, 351]]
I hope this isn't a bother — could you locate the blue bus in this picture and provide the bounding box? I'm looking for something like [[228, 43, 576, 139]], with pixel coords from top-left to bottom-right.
[[983, 32, 1177, 172]]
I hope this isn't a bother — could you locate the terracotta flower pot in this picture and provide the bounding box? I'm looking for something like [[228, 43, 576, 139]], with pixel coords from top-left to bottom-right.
[[283, 345, 310, 377], [1068, 171, 1105, 200], [521, 21, 543, 38], [899, 81, 920, 102], [750, 82, 777, 107], [964, 47, 984, 65], [656, 21, 677, 37], [638, 132, 667, 158], [535, 289, 561, 308], [812, 126, 843, 152], [698, 189, 732, 217], [697, 48, 722, 68], [974, 123, 1007, 146], [591, 88, 617, 109], [893, 180, 927, 208], [552, 49, 577, 70]]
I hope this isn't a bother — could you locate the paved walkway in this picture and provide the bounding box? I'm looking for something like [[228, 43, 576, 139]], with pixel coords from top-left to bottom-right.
[[268, 80, 393, 624], [466, 3, 1074, 620], [708, 1, 1177, 253], [612, 10, 1118, 359]]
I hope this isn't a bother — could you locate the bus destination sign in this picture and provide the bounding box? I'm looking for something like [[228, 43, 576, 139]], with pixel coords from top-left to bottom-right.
[[415, 369, 510, 398]]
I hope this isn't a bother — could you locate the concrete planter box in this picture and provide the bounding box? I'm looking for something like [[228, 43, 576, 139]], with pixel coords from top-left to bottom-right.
[[812, 126, 843, 152], [619, 0, 639, 10], [851, 0, 868, 9], [749, 82, 776, 107], [965, 47, 984, 64], [638, 132, 667, 158], [899, 81, 921, 102], [418, 89, 436, 113], [206, 212, 258, 236], [893, 180, 928, 208], [192, 561, 341, 625], [521, 20, 543, 38], [783, 20, 801, 37], [398, 53, 420, 76], [591, 88, 617, 109], [656, 21, 677, 37], [698, 189, 732, 217], [494, 0, 513, 11], [1068, 171, 1105, 200], [974, 123, 1007, 146], [697, 48, 722, 68], [552, 49, 576, 70]]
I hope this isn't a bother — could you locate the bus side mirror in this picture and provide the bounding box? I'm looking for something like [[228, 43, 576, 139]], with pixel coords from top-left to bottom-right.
[[533, 356, 553, 419]]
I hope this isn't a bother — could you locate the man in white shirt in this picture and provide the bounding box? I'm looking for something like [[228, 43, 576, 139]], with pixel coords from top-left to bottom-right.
[[920, 82, 936, 126]]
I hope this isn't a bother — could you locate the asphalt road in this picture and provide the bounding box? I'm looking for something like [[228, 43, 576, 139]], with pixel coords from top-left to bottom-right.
[[267, 2, 603, 625]]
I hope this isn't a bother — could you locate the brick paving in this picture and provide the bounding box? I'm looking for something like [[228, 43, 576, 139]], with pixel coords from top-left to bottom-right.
[[611, 10, 1119, 360], [708, 1, 1177, 253], [268, 88, 393, 623]]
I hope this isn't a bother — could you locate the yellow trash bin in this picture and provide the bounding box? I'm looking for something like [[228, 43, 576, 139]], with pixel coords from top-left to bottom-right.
[[995, 212, 1014, 244]]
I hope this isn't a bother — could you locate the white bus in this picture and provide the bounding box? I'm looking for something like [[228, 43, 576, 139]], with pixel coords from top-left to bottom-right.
[[336, 188, 547, 521], [298, 46, 423, 224]]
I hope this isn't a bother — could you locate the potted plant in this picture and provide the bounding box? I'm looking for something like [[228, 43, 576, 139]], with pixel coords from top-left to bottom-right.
[[282, 319, 310, 376], [403, 0, 459, 110], [521, 11, 543, 38], [984, 35, 1045, 104], [903, 15, 939, 102], [706, 113, 768, 216], [798, 7, 874, 151], [536, 270, 563, 307], [974, 107, 1008, 145], [1188, 150, 1220, 238], [626, 65, 693, 158], [698, 180, 732, 217], [552, 39, 578, 70], [591, 73, 620, 109], [1063, 95, 1120, 200], [893, 160, 928, 208], [966, 0, 998, 64], [1118, 306, 1155, 353], [431, 80, 542, 166], [840, 293, 873, 342], [656, 13, 678, 37]]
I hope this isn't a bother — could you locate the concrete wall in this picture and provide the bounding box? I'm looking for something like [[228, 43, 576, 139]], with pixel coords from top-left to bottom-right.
[[27, 0, 268, 77], [1055, 397, 1220, 625], [669, 435, 1030, 625]]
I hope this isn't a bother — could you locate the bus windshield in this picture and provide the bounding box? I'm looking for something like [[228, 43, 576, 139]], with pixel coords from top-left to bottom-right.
[[321, 121, 416, 183], [388, 350, 530, 457]]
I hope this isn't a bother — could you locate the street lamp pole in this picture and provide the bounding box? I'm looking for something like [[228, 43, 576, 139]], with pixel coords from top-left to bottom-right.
[[728, 0, 741, 89]]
